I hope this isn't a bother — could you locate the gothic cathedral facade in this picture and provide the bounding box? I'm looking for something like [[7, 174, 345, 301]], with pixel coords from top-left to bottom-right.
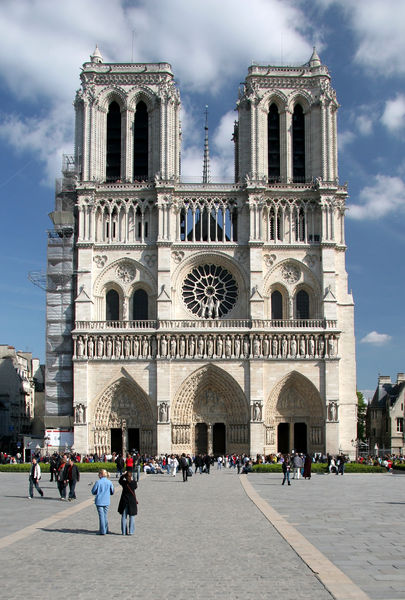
[[45, 47, 357, 458]]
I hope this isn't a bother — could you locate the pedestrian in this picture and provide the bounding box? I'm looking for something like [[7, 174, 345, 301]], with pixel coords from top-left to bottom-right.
[[28, 457, 44, 498], [49, 453, 58, 482], [91, 469, 115, 535], [118, 471, 138, 535], [115, 454, 124, 478], [169, 454, 178, 477], [292, 453, 303, 479], [125, 452, 134, 472], [57, 458, 68, 500], [281, 455, 291, 486], [303, 454, 312, 479], [63, 457, 80, 501], [180, 453, 189, 482]]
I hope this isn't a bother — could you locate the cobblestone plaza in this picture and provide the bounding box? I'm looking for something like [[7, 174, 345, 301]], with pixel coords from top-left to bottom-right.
[[1, 471, 404, 600]]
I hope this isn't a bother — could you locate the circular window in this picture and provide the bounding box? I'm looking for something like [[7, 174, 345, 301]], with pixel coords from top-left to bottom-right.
[[182, 264, 238, 318]]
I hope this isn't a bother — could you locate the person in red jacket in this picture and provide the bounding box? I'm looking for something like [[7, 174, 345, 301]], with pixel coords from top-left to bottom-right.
[[125, 453, 134, 472]]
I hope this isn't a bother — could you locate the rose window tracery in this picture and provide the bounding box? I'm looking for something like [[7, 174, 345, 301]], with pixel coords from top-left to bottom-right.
[[182, 264, 238, 318]]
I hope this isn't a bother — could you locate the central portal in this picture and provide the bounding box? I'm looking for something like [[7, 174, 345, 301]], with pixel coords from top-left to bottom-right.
[[195, 423, 208, 454]]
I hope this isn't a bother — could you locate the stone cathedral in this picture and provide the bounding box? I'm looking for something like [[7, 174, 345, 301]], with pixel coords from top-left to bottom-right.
[[45, 46, 357, 458]]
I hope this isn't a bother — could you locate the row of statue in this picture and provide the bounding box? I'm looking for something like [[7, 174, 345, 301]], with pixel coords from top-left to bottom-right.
[[228, 424, 249, 444], [75, 332, 338, 360]]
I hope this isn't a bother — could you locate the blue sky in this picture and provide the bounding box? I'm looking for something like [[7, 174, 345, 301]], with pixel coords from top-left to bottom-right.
[[0, 0, 404, 396]]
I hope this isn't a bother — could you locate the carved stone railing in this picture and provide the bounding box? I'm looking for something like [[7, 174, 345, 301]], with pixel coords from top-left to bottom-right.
[[74, 318, 337, 331], [73, 331, 339, 361]]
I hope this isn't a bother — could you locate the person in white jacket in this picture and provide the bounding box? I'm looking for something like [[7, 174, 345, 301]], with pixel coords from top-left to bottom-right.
[[168, 454, 178, 477], [28, 458, 44, 498]]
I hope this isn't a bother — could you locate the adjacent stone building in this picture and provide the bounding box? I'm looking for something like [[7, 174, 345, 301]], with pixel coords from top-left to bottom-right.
[[45, 47, 357, 457], [367, 374, 405, 455], [0, 345, 44, 451]]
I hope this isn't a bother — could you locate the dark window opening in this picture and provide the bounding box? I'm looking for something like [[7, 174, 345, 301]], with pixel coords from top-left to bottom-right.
[[293, 104, 305, 182], [268, 103, 280, 181], [134, 101, 148, 180], [271, 290, 283, 319], [132, 289, 148, 320], [106, 289, 119, 320], [106, 102, 121, 182], [296, 290, 309, 319]]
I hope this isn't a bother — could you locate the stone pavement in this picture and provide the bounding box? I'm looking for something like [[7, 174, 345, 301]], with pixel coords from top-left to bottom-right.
[[0, 469, 332, 600], [0, 469, 402, 600], [248, 472, 405, 600]]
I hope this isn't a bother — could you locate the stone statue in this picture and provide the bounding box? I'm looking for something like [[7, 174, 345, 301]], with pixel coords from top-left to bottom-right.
[[299, 336, 306, 357], [328, 336, 336, 357], [234, 336, 240, 358], [160, 335, 168, 358], [263, 336, 269, 357], [243, 336, 250, 358], [308, 336, 315, 357], [214, 298, 220, 319], [253, 402, 262, 421], [198, 336, 204, 358], [225, 335, 232, 358], [97, 336, 104, 357], [318, 336, 325, 358], [179, 336, 186, 358], [170, 336, 177, 358], [328, 401, 338, 422], [75, 404, 84, 423], [290, 335, 297, 358], [159, 402, 168, 422], [216, 336, 223, 358], [115, 336, 122, 358], [272, 336, 278, 357], [124, 336, 131, 357], [188, 335, 195, 358], [142, 337, 149, 358], [253, 336, 260, 358], [207, 336, 214, 358], [281, 336, 288, 358], [106, 337, 112, 358], [88, 337, 94, 358], [77, 336, 84, 358], [133, 336, 139, 358]]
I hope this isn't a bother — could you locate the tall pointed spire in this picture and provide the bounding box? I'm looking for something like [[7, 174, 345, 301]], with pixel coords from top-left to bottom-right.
[[202, 105, 210, 184]]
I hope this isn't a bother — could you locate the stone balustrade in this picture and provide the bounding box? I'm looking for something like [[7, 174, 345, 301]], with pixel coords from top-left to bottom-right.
[[74, 318, 337, 331], [73, 331, 339, 361]]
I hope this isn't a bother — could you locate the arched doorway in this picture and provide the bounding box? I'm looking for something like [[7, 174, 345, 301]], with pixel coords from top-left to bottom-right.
[[266, 371, 324, 455], [93, 377, 155, 456], [171, 365, 249, 456]]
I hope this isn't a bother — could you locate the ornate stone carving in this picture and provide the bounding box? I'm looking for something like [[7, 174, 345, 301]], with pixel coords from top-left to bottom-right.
[[264, 253, 277, 268], [116, 263, 136, 283], [266, 426, 275, 445], [74, 403, 86, 424], [182, 264, 238, 318], [252, 402, 262, 421], [171, 250, 184, 264], [93, 254, 108, 268], [280, 262, 300, 284], [328, 401, 338, 422]]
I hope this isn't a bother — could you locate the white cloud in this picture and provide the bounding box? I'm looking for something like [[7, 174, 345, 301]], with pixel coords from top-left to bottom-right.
[[0, 0, 316, 184], [381, 95, 405, 132], [355, 114, 373, 136], [360, 331, 391, 346], [347, 175, 405, 219], [338, 130, 355, 151], [330, 0, 405, 76]]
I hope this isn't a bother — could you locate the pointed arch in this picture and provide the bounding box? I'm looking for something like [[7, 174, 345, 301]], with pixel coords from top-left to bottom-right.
[[171, 364, 249, 425], [265, 371, 324, 424], [93, 376, 154, 428]]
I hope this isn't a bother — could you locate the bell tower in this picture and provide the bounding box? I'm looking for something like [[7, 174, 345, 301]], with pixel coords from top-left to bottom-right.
[[74, 46, 181, 183]]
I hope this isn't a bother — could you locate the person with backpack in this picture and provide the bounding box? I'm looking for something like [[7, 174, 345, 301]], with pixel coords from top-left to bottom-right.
[[180, 453, 189, 482]]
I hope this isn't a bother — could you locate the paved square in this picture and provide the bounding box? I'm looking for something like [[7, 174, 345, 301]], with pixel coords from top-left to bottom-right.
[[0, 469, 403, 599]]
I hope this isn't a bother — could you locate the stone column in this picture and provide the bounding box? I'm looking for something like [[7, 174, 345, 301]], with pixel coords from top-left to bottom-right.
[[207, 423, 213, 455]]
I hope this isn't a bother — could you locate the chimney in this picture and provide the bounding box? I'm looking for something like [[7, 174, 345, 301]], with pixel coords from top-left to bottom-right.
[[396, 373, 405, 384]]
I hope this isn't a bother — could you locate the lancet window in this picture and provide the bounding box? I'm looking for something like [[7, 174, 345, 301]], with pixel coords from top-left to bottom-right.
[[106, 101, 121, 182], [133, 101, 148, 181], [132, 289, 148, 320], [296, 290, 309, 319], [268, 103, 280, 181], [106, 289, 120, 320], [271, 290, 283, 319], [178, 198, 238, 243], [292, 104, 305, 182]]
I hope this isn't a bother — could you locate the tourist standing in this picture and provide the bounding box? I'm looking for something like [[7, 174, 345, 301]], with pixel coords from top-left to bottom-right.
[[28, 457, 44, 498], [180, 453, 189, 482], [91, 470, 114, 535], [63, 457, 80, 500], [303, 454, 312, 480], [57, 458, 67, 500], [281, 456, 291, 486], [118, 471, 138, 535]]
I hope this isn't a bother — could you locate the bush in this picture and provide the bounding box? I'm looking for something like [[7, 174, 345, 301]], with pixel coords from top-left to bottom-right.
[[0, 462, 118, 473], [392, 462, 405, 471], [252, 462, 386, 474]]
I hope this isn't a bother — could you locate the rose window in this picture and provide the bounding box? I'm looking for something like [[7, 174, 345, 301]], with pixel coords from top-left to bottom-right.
[[182, 264, 238, 318]]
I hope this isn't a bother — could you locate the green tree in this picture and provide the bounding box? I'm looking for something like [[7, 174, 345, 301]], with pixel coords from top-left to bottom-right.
[[357, 391, 367, 442]]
